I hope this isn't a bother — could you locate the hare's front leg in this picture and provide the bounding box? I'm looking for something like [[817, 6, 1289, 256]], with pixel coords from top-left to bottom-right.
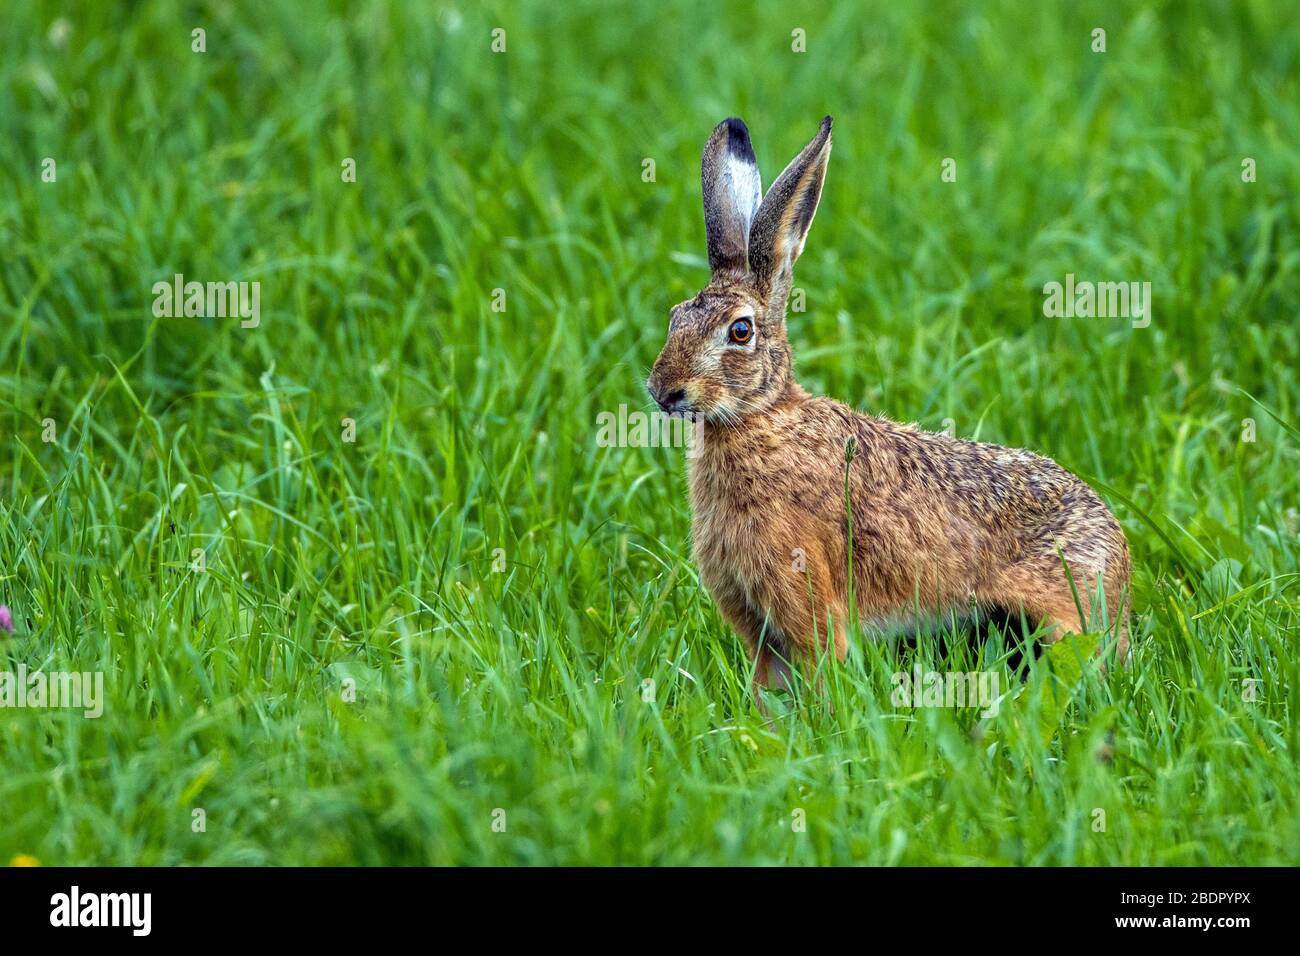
[[701, 530, 846, 696], [707, 576, 795, 694], [750, 539, 847, 685]]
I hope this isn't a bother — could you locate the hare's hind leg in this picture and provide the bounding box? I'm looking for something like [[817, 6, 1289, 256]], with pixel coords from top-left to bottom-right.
[[1031, 596, 1130, 665], [982, 555, 1129, 660]]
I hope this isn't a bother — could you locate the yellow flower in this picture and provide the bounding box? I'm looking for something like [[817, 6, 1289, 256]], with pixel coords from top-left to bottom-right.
[[9, 854, 40, 867]]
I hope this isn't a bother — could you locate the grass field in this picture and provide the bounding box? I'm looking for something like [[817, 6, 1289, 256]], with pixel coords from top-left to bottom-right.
[[1, 1, 1298, 865]]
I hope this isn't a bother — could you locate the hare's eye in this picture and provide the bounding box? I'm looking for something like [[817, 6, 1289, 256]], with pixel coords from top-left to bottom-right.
[[729, 318, 753, 344]]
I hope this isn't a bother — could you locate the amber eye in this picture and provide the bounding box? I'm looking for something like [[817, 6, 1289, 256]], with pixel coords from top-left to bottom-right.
[[729, 318, 754, 344]]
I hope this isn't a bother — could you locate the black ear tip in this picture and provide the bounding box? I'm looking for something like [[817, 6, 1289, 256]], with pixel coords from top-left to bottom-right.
[[722, 117, 756, 161], [820, 115, 833, 133]]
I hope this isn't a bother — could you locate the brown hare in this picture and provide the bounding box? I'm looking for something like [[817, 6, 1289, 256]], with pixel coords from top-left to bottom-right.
[[647, 116, 1131, 695]]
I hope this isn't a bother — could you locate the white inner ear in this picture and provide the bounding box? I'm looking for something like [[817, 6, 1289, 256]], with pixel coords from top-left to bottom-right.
[[723, 155, 763, 243], [791, 236, 807, 264]]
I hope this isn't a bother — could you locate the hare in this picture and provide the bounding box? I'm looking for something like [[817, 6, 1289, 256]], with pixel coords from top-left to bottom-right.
[[646, 116, 1131, 695]]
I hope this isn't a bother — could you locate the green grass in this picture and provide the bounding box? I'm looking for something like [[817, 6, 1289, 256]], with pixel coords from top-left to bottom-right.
[[1, 0, 1298, 865]]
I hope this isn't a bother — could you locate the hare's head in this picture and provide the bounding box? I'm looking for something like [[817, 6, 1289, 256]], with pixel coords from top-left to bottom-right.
[[647, 116, 832, 421]]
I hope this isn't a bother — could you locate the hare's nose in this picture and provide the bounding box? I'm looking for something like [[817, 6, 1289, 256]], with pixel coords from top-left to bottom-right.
[[651, 385, 685, 413]]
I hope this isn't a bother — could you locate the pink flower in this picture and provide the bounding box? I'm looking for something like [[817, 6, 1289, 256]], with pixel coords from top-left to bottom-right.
[[0, 606, 13, 634]]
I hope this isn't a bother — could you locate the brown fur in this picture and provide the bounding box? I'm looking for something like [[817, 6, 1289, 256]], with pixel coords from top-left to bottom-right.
[[648, 117, 1131, 695]]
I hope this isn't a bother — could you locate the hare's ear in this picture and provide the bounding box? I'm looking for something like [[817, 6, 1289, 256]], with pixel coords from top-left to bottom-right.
[[702, 117, 763, 278], [748, 116, 832, 300]]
